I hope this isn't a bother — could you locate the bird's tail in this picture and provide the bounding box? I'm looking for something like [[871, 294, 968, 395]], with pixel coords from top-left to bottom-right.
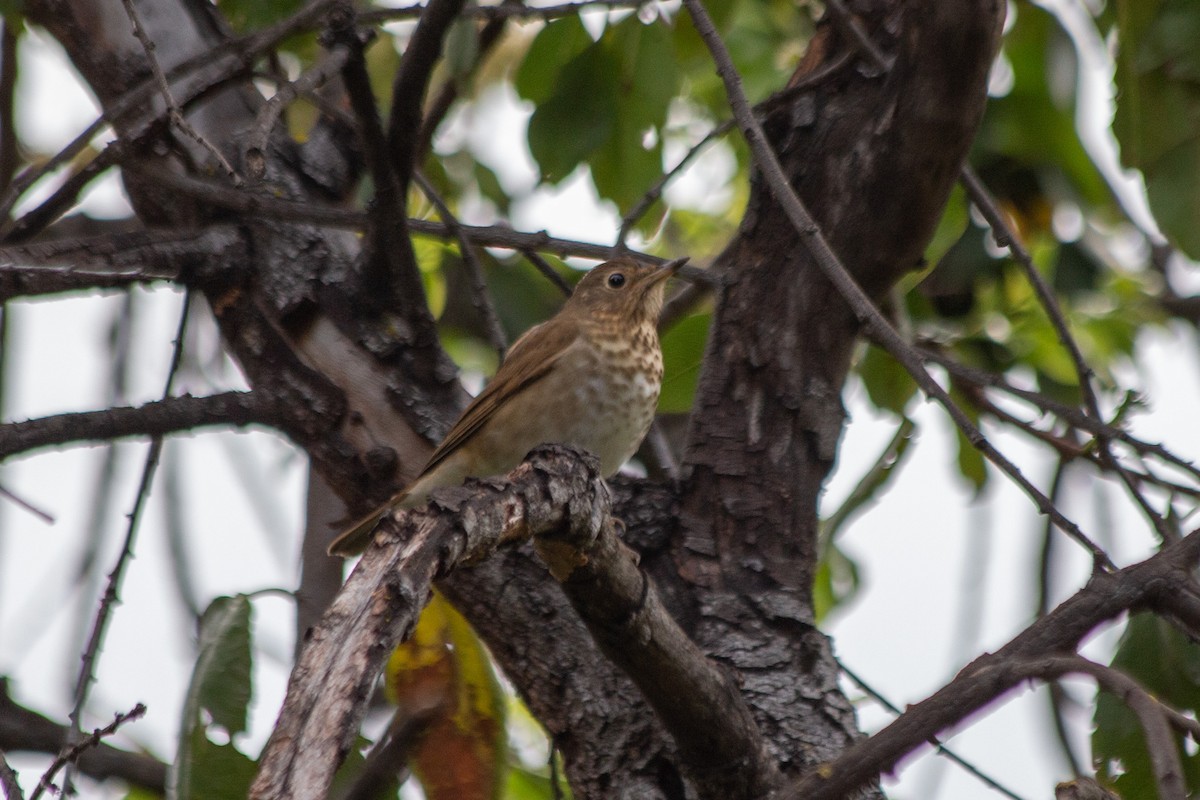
[[326, 489, 409, 556]]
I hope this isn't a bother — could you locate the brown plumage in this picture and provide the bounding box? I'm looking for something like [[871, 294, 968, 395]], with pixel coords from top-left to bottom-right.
[[328, 256, 686, 556]]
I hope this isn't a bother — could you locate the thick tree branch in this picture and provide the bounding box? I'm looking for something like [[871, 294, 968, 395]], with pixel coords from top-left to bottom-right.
[[0, 391, 273, 460], [780, 529, 1200, 800], [252, 445, 774, 800], [0, 226, 246, 301]]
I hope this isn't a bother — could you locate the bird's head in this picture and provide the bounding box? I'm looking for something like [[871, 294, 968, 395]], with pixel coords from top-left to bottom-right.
[[565, 257, 688, 327]]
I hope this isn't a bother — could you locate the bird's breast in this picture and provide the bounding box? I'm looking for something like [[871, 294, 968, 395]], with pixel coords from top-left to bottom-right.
[[472, 324, 662, 478]]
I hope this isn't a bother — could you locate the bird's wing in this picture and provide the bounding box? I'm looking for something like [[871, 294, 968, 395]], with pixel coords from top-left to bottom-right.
[[419, 317, 583, 477]]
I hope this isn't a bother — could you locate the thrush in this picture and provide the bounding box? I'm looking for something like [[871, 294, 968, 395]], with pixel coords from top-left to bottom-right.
[[328, 256, 687, 556]]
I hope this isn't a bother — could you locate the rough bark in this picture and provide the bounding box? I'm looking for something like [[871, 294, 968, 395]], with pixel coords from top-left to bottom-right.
[[668, 0, 1005, 776]]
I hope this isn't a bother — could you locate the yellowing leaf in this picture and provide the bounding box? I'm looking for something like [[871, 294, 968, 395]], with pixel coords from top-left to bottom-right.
[[386, 591, 507, 800]]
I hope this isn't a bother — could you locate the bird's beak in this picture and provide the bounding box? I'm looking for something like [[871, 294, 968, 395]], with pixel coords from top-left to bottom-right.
[[648, 256, 689, 286]]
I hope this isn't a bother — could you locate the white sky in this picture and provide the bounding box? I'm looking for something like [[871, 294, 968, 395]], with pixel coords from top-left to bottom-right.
[[2, 5, 1197, 800]]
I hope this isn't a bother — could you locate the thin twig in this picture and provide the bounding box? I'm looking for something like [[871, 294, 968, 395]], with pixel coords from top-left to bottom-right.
[[358, 0, 649, 26], [122, 165, 680, 264], [0, 0, 337, 221], [414, 170, 508, 355], [920, 346, 1200, 486], [63, 295, 191, 781], [682, 0, 1114, 570], [1019, 656, 1186, 800], [29, 703, 147, 800], [616, 52, 853, 247], [0, 484, 54, 524], [838, 659, 1028, 800], [1037, 458, 1089, 778], [119, 0, 241, 185], [0, 141, 129, 243], [520, 249, 572, 296], [823, 0, 892, 71], [960, 167, 1175, 543], [780, 529, 1200, 800], [0, 748, 22, 800], [245, 43, 353, 180]]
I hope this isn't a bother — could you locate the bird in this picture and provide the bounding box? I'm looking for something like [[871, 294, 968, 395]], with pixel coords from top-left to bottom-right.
[[328, 256, 688, 556]]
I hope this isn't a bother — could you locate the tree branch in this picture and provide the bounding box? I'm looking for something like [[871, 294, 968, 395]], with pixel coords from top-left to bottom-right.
[[682, 0, 1111, 570], [779, 529, 1200, 800], [0, 225, 246, 301], [251, 445, 775, 800], [0, 680, 165, 793], [0, 392, 273, 460]]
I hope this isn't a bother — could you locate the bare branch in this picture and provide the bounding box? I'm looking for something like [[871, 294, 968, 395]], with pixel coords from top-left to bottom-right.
[[359, 0, 649, 25], [116, 167, 689, 264], [960, 166, 1175, 542], [7, 0, 340, 223], [0, 484, 54, 524], [0, 680, 165, 793], [0, 748, 21, 800], [245, 44, 353, 180], [0, 224, 246, 303], [27, 703, 147, 800], [252, 445, 777, 800], [836, 659, 1028, 800], [0, 392, 272, 460], [779, 529, 1200, 800], [118, 0, 241, 184], [922, 346, 1200, 487], [63, 298, 191, 788], [0, 142, 129, 244], [681, 0, 1113, 571], [1015, 655, 1186, 800], [414, 170, 508, 355]]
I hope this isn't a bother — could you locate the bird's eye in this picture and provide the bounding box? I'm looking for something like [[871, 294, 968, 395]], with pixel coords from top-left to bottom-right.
[[607, 272, 626, 289]]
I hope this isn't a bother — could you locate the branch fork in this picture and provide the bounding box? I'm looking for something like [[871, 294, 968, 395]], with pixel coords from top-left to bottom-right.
[[252, 444, 776, 800]]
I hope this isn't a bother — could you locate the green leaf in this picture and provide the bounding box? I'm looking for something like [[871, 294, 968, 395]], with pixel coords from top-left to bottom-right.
[[515, 17, 594, 104], [589, 19, 680, 208], [858, 345, 918, 416], [219, 0, 306, 33], [190, 595, 252, 734], [820, 417, 916, 544], [503, 764, 554, 799], [169, 595, 255, 800], [1052, 241, 1103, 297], [1094, 614, 1200, 797], [1113, 0, 1200, 257], [948, 386, 987, 493], [978, 4, 1109, 206], [176, 732, 257, 800], [526, 44, 620, 182], [812, 541, 861, 624], [445, 18, 481, 87], [919, 184, 970, 278], [659, 313, 710, 413]]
